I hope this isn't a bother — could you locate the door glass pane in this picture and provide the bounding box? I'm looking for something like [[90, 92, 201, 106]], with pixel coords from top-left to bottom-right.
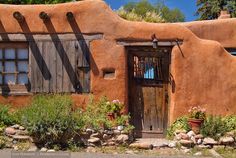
[[0, 74, 2, 84], [0, 49, 2, 59], [18, 49, 28, 59], [18, 61, 28, 72], [18, 74, 28, 85], [5, 49, 15, 59], [4, 74, 15, 85], [5, 62, 15, 72], [0, 62, 2, 72]]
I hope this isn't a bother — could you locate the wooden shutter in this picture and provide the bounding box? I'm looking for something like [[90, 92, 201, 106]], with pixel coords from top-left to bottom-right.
[[29, 40, 90, 93]]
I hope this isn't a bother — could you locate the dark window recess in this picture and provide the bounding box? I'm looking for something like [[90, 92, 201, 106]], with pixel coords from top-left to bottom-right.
[[103, 69, 115, 79], [0, 45, 29, 86], [225, 48, 236, 56], [133, 55, 163, 82]]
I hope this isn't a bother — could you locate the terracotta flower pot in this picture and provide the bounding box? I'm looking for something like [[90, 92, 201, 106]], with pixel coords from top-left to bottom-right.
[[188, 118, 204, 134]]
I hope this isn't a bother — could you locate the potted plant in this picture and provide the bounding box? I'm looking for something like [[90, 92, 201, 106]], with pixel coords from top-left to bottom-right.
[[188, 106, 206, 134], [106, 99, 123, 120]]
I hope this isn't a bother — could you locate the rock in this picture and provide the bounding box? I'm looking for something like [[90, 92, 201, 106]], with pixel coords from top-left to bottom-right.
[[168, 141, 177, 148], [107, 130, 114, 135], [195, 134, 204, 139], [107, 141, 115, 146], [219, 136, 234, 145], [16, 130, 29, 136], [113, 130, 121, 135], [12, 135, 30, 141], [40, 147, 47, 152], [203, 137, 218, 145], [102, 142, 108, 146], [117, 126, 124, 131], [47, 149, 55, 152], [194, 152, 202, 156], [197, 138, 202, 145], [88, 137, 100, 143], [179, 139, 194, 147], [121, 130, 129, 134], [86, 128, 94, 135], [129, 143, 153, 149], [190, 136, 196, 144], [116, 134, 129, 143], [196, 144, 211, 149], [103, 134, 110, 140], [180, 133, 189, 140], [90, 133, 100, 138], [187, 131, 196, 138], [5, 127, 16, 135], [19, 126, 25, 130], [11, 124, 20, 129]]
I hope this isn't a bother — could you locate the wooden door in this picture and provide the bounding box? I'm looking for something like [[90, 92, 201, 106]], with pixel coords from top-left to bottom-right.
[[128, 47, 170, 138]]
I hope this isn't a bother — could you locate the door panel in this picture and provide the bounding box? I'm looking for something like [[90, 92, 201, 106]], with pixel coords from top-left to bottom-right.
[[128, 47, 170, 138]]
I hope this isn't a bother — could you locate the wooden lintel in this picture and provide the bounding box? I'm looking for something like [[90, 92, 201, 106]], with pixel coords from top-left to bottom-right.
[[117, 41, 183, 47]]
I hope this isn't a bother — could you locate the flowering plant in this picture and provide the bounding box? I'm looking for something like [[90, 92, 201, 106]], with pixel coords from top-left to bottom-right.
[[105, 99, 123, 114], [188, 106, 206, 120]]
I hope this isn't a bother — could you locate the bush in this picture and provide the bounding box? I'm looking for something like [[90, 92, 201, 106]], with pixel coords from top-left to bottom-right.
[[0, 104, 15, 126], [223, 115, 236, 132], [167, 116, 190, 139], [15, 94, 84, 148], [200, 115, 227, 140]]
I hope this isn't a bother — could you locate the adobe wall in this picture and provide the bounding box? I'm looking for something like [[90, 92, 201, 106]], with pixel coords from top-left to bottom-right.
[[0, 0, 236, 124]]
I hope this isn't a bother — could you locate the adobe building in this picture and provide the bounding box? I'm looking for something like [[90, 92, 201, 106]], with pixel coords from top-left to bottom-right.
[[0, 0, 235, 137]]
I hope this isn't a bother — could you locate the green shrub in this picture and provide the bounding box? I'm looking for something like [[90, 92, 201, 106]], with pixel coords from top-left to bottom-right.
[[223, 115, 236, 132], [0, 104, 15, 126], [0, 136, 6, 149], [15, 94, 84, 148], [167, 116, 190, 139], [200, 115, 227, 140]]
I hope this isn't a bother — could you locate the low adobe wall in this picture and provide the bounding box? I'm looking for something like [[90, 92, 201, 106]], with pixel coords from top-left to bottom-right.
[[0, 0, 236, 124]]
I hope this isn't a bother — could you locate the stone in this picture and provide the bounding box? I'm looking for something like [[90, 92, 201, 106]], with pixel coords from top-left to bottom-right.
[[196, 144, 211, 149], [129, 143, 153, 149], [113, 130, 121, 135], [19, 126, 25, 130], [86, 128, 94, 135], [103, 134, 110, 140], [40, 147, 47, 152], [168, 141, 176, 148], [47, 149, 55, 152], [86, 146, 96, 153], [107, 130, 114, 135], [116, 134, 129, 143], [11, 124, 20, 129], [190, 136, 196, 144], [180, 133, 189, 140], [203, 137, 218, 145], [125, 150, 135, 155], [182, 148, 190, 153], [197, 138, 202, 145], [117, 126, 124, 131], [194, 152, 202, 156], [121, 130, 128, 134], [107, 141, 115, 146], [219, 136, 234, 145], [16, 130, 29, 136], [179, 139, 194, 147], [195, 134, 204, 139], [187, 131, 196, 138], [5, 127, 16, 135], [225, 131, 235, 137], [88, 137, 100, 143], [12, 135, 30, 141], [90, 133, 100, 138]]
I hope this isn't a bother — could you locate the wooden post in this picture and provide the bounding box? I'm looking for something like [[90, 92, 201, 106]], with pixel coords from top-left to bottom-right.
[[13, 11, 25, 23], [39, 11, 49, 21], [66, 12, 74, 21]]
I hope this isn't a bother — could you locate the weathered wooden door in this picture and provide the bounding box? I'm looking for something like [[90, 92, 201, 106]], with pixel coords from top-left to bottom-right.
[[128, 47, 171, 138]]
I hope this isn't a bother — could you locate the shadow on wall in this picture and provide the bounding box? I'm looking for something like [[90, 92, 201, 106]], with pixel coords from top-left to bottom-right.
[[0, 12, 99, 94]]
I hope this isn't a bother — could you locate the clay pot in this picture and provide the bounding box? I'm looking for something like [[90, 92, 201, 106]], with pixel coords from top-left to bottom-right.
[[188, 118, 204, 134]]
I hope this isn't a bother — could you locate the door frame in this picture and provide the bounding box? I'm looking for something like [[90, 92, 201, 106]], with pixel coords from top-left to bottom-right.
[[126, 46, 172, 138]]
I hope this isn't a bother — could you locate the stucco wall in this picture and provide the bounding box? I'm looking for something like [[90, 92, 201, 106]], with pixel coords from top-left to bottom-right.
[[0, 0, 236, 124]]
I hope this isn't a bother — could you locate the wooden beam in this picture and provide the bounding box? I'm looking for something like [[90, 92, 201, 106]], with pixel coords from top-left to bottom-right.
[[117, 41, 183, 47]]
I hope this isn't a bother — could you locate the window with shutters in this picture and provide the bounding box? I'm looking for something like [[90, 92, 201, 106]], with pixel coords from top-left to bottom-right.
[[0, 43, 29, 94]]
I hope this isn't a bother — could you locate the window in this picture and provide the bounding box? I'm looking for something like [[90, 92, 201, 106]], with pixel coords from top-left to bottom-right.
[[225, 48, 236, 56], [0, 44, 29, 86]]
